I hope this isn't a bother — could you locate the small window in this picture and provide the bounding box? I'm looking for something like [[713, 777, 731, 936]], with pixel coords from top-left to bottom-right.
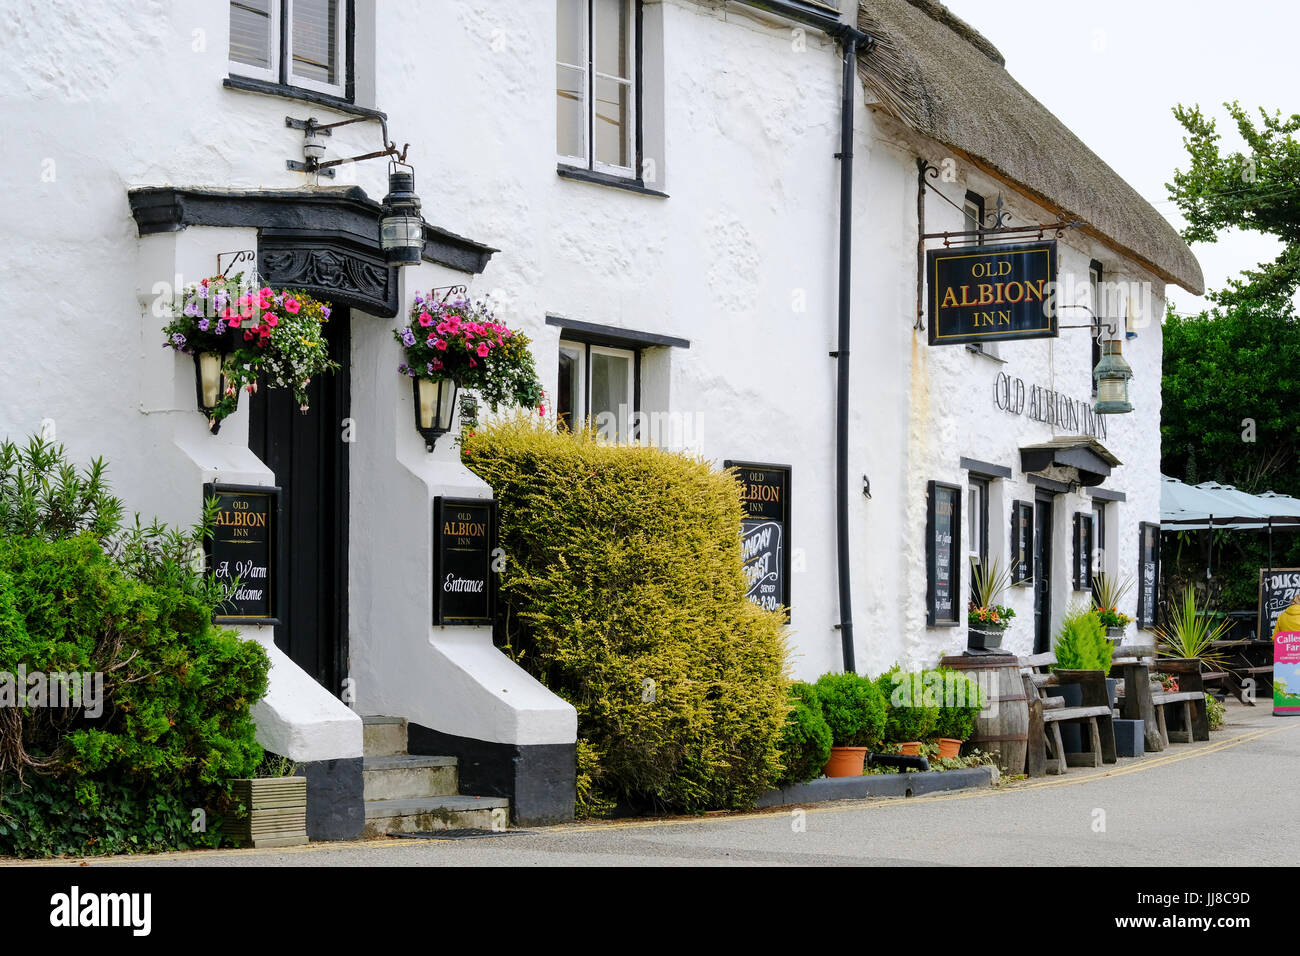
[[557, 339, 638, 442], [1090, 260, 1104, 395], [1093, 501, 1107, 571], [963, 191, 985, 245], [557, 0, 637, 177], [967, 477, 989, 568], [230, 0, 347, 99]]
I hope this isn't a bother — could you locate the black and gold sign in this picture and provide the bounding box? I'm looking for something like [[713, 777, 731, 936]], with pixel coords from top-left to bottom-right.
[[927, 241, 1057, 345], [433, 497, 496, 625], [205, 483, 279, 623], [725, 461, 792, 616]]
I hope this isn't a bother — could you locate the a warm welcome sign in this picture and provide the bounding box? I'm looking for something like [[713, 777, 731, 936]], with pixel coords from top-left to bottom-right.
[[927, 240, 1058, 345]]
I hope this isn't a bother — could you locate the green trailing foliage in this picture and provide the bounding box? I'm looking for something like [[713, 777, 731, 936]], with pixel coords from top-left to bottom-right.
[[1052, 604, 1113, 675], [0, 437, 269, 857], [462, 417, 790, 815], [775, 682, 832, 785], [813, 672, 886, 749]]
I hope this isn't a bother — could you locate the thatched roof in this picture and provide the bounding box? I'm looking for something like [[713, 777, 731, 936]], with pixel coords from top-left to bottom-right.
[[857, 0, 1203, 294]]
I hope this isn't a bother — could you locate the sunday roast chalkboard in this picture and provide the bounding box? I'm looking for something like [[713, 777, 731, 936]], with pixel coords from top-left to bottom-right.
[[1011, 500, 1033, 585], [205, 483, 280, 623], [1136, 521, 1160, 630], [725, 461, 791, 616], [1073, 513, 1093, 591], [1258, 568, 1300, 640], [433, 497, 496, 625], [926, 481, 962, 626]]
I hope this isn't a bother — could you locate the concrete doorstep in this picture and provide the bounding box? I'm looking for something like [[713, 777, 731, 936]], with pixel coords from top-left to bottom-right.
[[755, 765, 999, 809]]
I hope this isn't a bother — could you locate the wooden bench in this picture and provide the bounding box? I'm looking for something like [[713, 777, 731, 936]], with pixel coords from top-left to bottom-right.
[[1019, 654, 1118, 776], [1149, 659, 1209, 745]]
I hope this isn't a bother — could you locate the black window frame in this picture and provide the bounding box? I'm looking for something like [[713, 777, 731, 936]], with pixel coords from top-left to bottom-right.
[[1073, 512, 1094, 592], [228, 0, 356, 104], [1010, 499, 1034, 586], [1089, 259, 1104, 396], [556, 337, 642, 439]]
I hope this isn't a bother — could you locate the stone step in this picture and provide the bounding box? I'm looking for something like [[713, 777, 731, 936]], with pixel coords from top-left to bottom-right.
[[361, 715, 407, 756], [363, 796, 510, 837], [363, 755, 459, 801]]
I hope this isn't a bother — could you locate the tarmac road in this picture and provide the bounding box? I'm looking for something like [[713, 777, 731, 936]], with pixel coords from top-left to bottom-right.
[[16, 701, 1297, 868]]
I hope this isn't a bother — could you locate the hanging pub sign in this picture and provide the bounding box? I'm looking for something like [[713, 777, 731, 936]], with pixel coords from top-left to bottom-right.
[[926, 481, 961, 626], [1257, 568, 1300, 642], [927, 240, 1058, 346], [1010, 500, 1033, 585], [433, 497, 496, 625], [205, 483, 280, 623], [1073, 513, 1094, 591], [725, 461, 791, 616], [1136, 521, 1160, 630]]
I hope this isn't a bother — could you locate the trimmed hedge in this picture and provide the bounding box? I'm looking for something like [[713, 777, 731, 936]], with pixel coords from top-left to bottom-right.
[[463, 418, 790, 815], [776, 682, 832, 785]]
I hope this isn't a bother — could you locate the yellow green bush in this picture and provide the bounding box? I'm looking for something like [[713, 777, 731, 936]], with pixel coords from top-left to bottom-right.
[[463, 417, 791, 815]]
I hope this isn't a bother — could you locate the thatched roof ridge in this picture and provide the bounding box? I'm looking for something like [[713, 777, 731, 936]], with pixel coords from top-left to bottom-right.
[[857, 0, 1203, 293]]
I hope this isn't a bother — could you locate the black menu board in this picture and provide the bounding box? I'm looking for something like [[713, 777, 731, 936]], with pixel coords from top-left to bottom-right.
[[433, 497, 496, 625], [926, 481, 961, 626], [205, 483, 280, 623], [1258, 568, 1300, 640], [1136, 521, 1160, 630], [725, 461, 791, 616], [1010, 500, 1033, 585], [1073, 513, 1093, 591]]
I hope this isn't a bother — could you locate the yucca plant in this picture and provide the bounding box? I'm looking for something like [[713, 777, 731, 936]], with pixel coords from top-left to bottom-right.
[[970, 555, 1012, 610], [1155, 585, 1233, 672], [1092, 572, 1133, 613]]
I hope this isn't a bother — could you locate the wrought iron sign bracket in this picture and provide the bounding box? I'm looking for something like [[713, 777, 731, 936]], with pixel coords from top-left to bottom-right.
[[285, 114, 410, 177], [217, 249, 258, 280]]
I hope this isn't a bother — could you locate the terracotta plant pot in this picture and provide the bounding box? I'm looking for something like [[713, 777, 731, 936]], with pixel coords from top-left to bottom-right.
[[822, 746, 868, 777], [936, 738, 962, 759], [896, 741, 922, 757]]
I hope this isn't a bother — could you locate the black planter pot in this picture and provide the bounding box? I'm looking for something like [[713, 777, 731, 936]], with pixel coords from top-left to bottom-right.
[[967, 626, 1007, 651]]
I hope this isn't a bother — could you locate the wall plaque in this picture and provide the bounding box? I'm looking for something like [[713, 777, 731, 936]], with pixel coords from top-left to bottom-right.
[[725, 461, 791, 616], [205, 483, 280, 623], [926, 480, 962, 626], [434, 497, 496, 625], [1136, 521, 1160, 630]]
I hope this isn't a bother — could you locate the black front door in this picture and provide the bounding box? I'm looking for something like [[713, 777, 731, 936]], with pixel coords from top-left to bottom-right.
[[247, 308, 350, 696], [1033, 492, 1053, 653]]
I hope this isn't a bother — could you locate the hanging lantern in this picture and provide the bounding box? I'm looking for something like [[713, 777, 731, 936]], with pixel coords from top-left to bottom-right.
[[380, 163, 424, 266], [413, 377, 458, 450], [1093, 339, 1133, 414]]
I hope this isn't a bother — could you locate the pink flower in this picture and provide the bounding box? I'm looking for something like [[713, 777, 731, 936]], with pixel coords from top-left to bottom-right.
[[418, 312, 433, 327], [476, 342, 490, 358], [265, 314, 278, 327], [435, 339, 447, 351], [259, 287, 273, 297], [469, 358, 478, 368], [284, 298, 301, 314], [538, 406, 546, 416]]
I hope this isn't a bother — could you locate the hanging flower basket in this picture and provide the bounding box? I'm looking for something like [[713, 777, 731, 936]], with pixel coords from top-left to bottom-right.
[[162, 274, 338, 430], [393, 293, 544, 449]]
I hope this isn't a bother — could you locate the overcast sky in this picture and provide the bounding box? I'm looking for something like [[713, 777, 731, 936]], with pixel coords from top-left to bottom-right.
[[941, 0, 1295, 314]]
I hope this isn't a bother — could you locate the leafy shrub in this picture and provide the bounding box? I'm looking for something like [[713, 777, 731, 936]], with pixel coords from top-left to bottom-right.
[[1206, 693, 1226, 731], [931, 668, 984, 741], [813, 672, 886, 748], [1052, 604, 1113, 675], [462, 417, 790, 814], [776, 682, 832, 785], [0, 437, 269, 856], [875, 669, 940, 744]]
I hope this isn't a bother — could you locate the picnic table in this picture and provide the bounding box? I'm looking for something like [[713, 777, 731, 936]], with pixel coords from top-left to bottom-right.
[[1210, 638, 1273, 704]]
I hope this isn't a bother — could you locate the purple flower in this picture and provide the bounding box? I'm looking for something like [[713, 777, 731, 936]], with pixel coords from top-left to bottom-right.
[[214, 293, 227, 311], [426, 362, 435, 375], [183, 302, 199, 317], [322, 306, 331, 319], [414, 295, 425, 305], [216, 320, 227, 334], [171, 333, 186, 347], [398, 363, 410, 375], [198, 318, 210, 332], [197, 285, 209, 299], [401, 328, 416, 347]]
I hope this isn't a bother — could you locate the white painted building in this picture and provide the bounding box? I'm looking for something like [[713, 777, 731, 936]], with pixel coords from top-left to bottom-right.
[[0, 0, 1199, 832]]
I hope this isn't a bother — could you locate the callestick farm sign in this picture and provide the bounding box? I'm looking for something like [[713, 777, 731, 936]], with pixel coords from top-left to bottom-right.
[[927, 241, 1058, 345], [206, 483, 279, 623], [433, 497, 496, 625]]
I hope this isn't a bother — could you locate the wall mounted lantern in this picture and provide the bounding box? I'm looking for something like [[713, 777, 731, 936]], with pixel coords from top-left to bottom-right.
[[413, 377, 459, 451], [195, 351, 230, 433], [1092, 338, 1134, 414]]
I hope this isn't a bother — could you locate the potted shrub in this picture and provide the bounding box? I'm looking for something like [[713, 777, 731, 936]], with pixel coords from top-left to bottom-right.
[[1155, 584, 1233, 674], [1093, 571, 1135, 643], [968, 556, 1015, 650], [931, 668, 984, 758], [875, 669, 939, 757], [775, 682, 833, 785], [813, 672, 886, 777], [1050, 603, 1114, 749]]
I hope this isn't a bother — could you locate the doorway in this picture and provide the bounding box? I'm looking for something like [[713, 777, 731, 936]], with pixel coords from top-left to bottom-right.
[[1033, 491, 1054, 654], [247, 308, 351, 696]]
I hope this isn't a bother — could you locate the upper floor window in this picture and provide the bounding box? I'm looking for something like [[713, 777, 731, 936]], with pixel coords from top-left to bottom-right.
[[963, 191, 985, 245], [230, 0, 348, 99], [1089, 260, 1104, 394], [557, 0, 637, 177]]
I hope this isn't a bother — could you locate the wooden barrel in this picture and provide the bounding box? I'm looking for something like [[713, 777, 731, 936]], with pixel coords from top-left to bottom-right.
[[939, 653, 1028, 774]]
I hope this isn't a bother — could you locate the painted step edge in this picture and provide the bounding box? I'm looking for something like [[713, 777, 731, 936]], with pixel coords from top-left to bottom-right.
[[363, 754, 457, 771]]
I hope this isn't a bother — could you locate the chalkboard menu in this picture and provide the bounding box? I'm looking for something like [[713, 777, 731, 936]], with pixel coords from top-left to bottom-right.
[[725, 461, 791, 616], [1257, 568, 1300, 640], [1010, 500, 1033, 585], [1136, 521, 1160, 630], [926, 481, 962, 626], [433, 497, 496, 625], [205, 483, 280, 623], [1073, 513, 1093, 591]]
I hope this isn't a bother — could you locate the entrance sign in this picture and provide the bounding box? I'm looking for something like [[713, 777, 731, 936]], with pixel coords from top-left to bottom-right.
[[433, 497, 496, 625], [928, 241, 1057, 345], [1257, 568, 1300, 642], [1275, 631, 1300, 716], [725, 461, 791, 616], [1136, 522, 1160, 630], [205, 483, 280, 623], [926, 481, 962, 626]]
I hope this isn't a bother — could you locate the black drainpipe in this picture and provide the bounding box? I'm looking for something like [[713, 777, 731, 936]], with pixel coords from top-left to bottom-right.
[[737, 2, 871, 673]]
